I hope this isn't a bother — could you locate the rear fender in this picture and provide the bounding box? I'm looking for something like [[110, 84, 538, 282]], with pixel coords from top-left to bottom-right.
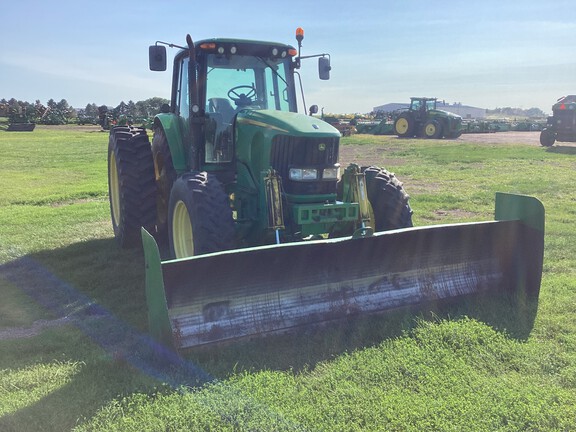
[[154, 114, 187, 173]]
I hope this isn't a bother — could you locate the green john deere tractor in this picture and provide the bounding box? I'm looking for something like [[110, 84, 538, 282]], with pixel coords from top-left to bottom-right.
[[393, 97, 462, 139], [109, 30, 413, 254], [108, 30, 543, 349]]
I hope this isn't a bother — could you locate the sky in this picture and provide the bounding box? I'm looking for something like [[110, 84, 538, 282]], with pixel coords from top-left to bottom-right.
[[1, 0, 575, 115]]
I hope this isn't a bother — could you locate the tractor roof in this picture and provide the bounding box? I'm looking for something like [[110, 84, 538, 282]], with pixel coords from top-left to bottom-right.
[[193, 38, 296, 58], [410, 97, 437, 101], [196, 38, 295, 49], [553, 95, 576, 110]]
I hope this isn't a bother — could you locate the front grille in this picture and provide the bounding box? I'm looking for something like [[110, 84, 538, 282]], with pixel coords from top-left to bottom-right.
[[271, 135, 339, 195]]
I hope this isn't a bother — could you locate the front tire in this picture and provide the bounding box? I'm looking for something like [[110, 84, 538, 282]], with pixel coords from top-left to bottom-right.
[[539, 128, 556, 147], [363, 166, 413, 230], [168, 172, 235, 258], [423, 119, 443, 138], [108, 127, 157, 248]]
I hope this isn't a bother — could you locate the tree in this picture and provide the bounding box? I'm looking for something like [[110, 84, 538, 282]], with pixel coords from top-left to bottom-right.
[[40, 98, 72, 125], [135, 97, 169, 119]]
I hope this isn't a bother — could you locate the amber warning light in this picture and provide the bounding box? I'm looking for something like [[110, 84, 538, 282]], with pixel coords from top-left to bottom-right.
[[296, 27, 304, 42]]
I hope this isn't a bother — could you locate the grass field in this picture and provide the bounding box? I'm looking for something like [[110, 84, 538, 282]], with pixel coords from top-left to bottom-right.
[[1, 126, 575, 431]]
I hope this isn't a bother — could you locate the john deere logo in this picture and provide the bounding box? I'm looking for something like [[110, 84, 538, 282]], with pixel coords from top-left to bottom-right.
[[318, 143, 326, 151]]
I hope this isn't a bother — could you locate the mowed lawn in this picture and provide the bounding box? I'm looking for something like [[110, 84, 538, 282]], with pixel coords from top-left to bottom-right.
[[1, 126, 575, 431]]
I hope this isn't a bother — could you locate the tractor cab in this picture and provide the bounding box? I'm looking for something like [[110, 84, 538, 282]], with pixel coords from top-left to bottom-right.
[[409, 97, 437, 119], [149, 32, 331, 172], [171, 40, 300, 165]]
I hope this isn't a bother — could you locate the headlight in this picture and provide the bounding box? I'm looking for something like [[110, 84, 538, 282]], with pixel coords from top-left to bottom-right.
[[289, 168, 318, 181], [323, 166, 340, 180]]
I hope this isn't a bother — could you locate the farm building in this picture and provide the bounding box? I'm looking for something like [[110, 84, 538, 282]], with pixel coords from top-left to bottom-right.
[[373, 101, 486, 119]]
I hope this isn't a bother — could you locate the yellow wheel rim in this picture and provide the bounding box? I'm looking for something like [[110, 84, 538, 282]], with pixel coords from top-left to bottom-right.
[[396, 118, 409, 134], [425, 123, 437, 137], [172, 200, 194, 258], [109, 153, 121, 226]]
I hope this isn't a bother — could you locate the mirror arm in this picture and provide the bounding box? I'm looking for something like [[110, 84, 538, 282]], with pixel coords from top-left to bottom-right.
[[154, 40, 187, 50], [299, 53, 330, 60]]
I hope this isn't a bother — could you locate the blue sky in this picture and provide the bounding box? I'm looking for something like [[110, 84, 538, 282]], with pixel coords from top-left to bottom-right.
[[1, 0, 575, 114]]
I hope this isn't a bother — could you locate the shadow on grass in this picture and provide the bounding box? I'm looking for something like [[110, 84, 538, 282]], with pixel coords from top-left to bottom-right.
[[0, 240, 209, 430], [0, 326, 160, 432], [545, 145, 576, 155]]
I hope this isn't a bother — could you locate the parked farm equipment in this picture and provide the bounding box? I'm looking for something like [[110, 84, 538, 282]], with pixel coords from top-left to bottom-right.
[[322, 116, 355, 136], [540, 95, 576, 146], [4, 105, 36, 131], [6, 122, 35, 132], [394, 97, 462, 139], [107, 29, 544, 350]]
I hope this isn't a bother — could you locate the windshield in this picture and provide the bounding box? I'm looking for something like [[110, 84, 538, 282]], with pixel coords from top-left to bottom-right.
[[205, 54, 294, 113]]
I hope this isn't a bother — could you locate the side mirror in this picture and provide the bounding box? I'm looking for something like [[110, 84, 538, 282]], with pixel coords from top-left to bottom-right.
[[309, 104, 318, 116], [318, 56, 331, 80], [149, 45, 167, 71]]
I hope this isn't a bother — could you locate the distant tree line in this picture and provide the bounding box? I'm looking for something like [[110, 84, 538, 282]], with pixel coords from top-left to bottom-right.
[[0, 97, 170, 127]]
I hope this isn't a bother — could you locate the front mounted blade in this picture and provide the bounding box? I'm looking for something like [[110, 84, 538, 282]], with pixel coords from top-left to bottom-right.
[[142, 193, 544, 350]]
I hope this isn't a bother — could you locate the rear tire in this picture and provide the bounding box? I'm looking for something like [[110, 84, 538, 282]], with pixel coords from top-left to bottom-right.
[[539, 128, 556, 147], [363, 166, 413, 230], [151, 127, 176, 243], [108, 127, 157, 248], [394, 113, 415, 137], [168, 172, 235, 258]]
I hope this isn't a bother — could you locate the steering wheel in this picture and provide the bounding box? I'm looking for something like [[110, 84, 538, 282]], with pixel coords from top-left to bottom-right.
[[227, 85, 257, 107]]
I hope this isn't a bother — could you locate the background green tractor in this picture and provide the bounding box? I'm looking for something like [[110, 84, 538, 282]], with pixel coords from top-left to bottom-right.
[[394, 97, 462, 139], [108, 30, 413, 259], [539, 95, 576, 147]]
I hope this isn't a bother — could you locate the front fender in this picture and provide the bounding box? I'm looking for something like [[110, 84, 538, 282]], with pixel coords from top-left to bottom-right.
[[154, 114, 187, 173]]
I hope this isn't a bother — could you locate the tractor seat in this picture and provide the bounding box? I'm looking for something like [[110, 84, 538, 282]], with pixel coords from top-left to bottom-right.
[[208, 98, 236, 125]]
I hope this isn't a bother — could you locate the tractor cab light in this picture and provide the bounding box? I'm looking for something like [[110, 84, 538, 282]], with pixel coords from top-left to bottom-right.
[[560, 103, 566, 110], [199, 42, 216, 50], [288, 48, 297, 56]]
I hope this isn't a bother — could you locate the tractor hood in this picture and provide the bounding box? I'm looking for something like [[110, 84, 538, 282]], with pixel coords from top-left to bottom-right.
[[236, 109, 341, 137], [430, 109, 462, 120]]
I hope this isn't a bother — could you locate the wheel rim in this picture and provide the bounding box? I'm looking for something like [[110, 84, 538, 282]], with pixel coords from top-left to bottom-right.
[[396, 118, 409, 134], [425, 123, 436, 137], [172, 200, 194, 258], [109, 153, 121, 226]]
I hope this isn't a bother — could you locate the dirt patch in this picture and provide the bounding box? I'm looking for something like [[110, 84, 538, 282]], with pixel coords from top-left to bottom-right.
[[455, 131, 542, 146], [339, 131, 550, 168]]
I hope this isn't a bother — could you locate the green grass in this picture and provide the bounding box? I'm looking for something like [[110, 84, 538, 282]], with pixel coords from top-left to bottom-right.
[[1, 128, 575, 431]]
